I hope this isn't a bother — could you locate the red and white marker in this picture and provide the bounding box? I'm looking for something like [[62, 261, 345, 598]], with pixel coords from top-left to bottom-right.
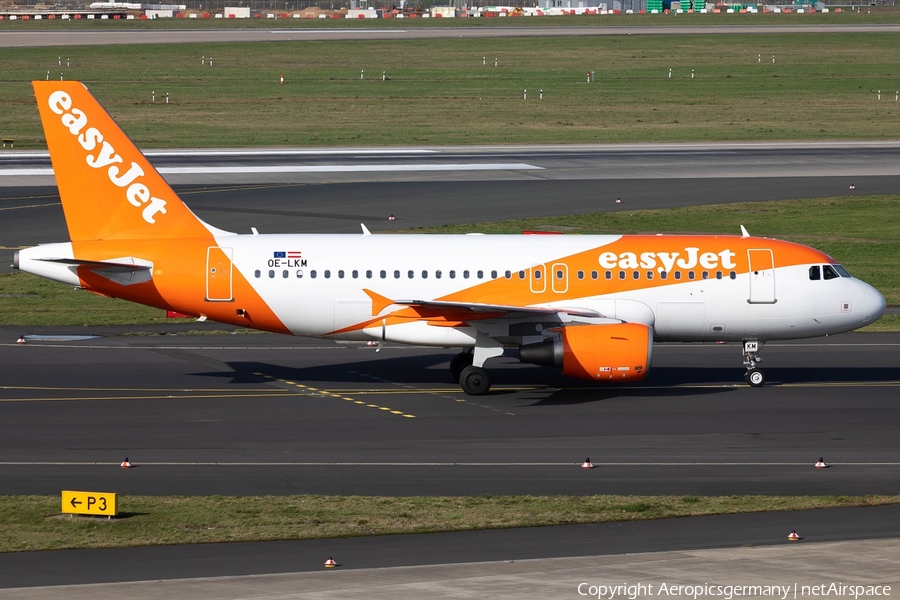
[[787, 530, 800, 541], [581, 458, 594, 469], [121, 457, 133, 469], [324, 557, 336, 568], [815, 457, 828, 469]]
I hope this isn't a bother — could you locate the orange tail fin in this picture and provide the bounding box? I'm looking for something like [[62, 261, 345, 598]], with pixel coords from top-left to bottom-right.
[[33, 81, 213, 242]]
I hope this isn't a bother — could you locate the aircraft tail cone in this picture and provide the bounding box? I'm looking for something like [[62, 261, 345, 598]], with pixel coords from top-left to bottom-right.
[[581, 458, 594, 469], [815, 457, 828, 469], [787, 530, 800, 541], [121, 457, 133, 469], [324, 557, 337, 568]]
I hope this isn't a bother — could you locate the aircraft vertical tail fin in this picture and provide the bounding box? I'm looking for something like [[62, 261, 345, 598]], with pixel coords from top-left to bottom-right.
[[33, 81, 213, 242]]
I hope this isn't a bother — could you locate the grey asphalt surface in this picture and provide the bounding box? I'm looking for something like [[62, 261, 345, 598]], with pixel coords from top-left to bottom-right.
[[4, 25, 900, 47], [1, 329, 898, 496]]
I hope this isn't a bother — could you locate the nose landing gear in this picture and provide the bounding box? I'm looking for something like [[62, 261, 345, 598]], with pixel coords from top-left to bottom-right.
[[743, 340, 765, 387]]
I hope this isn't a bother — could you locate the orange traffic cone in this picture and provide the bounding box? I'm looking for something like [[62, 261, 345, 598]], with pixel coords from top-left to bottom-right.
[[615, 197, 622, 204], [815, 457, 828, 469], [121, 457, 133, 469], [581, 457, 594, 469], [16, 335, 25, 344], [388, 214, 395, 221], [280, 74, 284, 84], [787, 530, 800, 541], [324, 556, 336, 568]]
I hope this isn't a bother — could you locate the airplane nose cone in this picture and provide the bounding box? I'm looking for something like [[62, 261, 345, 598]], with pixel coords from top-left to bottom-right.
[[864, 286, 887, 323]]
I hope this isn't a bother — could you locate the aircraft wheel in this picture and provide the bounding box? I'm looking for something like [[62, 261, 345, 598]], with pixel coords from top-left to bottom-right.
[[745, 368, 766, 387], [449, 352, 474, 382], [460, 365, 491, 396]]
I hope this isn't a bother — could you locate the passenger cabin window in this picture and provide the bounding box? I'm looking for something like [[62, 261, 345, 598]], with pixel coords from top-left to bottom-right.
[[283, 270, 289, 278], [310, 270, 317, 278], [408, 270, 415, 279], [577, 271, 584, 280], [809, 266, 821, 281], [491, 270, 497, 279], [436, 270, 442, 279], [394, 270, 400, 279], [605, 271, 612, 280], [504, 270, 511, 279], [380, 270, 386, 279], [450, 270, 457, 279], [366, 270, 373, 279], [324, 270, 331, 279], [338, 270, 345, 279], [518, 270, 526, 279], [254, 270, 261, 278], [823, 264, 840, 280], [421, 270, 428, 279], [269, 270, 275, 278], [534, 270, 542, 279], [297, 270, 303, 278], [464, 270, 470, 279], [591, 271, 598, 280], [352, 270, 358, 279], [477, 270, 484, 279]]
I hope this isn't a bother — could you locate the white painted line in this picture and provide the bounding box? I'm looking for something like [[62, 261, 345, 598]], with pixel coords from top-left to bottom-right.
[[0, 149, 437, 158], [144, 149, 440, 157], [2, 461, 899, 467], [160, 163, 543, 174], [0, 163, 542, 177]]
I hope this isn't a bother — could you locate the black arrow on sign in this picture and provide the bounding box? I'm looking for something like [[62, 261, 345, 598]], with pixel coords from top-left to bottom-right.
[[70, 498, 82, 507]]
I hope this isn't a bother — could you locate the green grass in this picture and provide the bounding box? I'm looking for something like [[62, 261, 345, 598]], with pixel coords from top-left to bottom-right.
[[2, 195, 897, 326], [1, 494, 897, 552], [3, 32, 900, 148]]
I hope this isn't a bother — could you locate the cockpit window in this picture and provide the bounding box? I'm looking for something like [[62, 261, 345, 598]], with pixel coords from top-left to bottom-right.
[[822, 264, 840, 280], [833, 264, 852, 278], [809, 266, 820, 281]]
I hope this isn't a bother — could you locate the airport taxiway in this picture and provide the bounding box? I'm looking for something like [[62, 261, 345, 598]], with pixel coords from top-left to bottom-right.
[[1, 145, 898, 594]]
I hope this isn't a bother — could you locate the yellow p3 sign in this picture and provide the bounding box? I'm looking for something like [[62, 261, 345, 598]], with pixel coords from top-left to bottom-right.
[[61, 491, 118, 517]]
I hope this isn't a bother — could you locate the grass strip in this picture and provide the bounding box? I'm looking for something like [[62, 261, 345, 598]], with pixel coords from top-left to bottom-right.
[[1, 494, 898, 552], [2, 195, 897, 328], [3, 32, 900, 148]]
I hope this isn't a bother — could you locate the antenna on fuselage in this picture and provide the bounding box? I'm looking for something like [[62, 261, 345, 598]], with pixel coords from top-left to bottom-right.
[[361, 223, 371, 236], [740, 225, 750, 238]]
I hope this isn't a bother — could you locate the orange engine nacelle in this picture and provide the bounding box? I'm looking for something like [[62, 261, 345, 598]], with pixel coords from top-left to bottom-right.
[[518, 323, 653, 382]]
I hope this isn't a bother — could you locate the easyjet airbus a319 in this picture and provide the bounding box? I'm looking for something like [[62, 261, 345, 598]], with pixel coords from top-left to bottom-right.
[[15, 81, 887, 394]]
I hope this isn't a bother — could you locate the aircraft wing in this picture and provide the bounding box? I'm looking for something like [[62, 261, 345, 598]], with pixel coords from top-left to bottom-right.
[[393, 298, 602, 319]]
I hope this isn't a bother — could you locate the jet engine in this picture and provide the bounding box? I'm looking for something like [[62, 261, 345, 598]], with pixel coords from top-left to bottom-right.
[[518, 322, 653, 382]]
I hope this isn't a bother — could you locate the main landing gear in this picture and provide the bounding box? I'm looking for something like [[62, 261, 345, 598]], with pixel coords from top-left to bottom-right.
[[742, 340, 766, 387], [451, 336, 503, 396], [450, 351, 492, 396]]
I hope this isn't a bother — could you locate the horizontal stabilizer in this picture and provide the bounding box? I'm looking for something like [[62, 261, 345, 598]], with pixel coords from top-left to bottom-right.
[[37, 256, 153, 286]]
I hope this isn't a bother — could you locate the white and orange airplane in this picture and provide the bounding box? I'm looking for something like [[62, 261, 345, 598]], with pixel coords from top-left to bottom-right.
[[15, 81, 887, 394]]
